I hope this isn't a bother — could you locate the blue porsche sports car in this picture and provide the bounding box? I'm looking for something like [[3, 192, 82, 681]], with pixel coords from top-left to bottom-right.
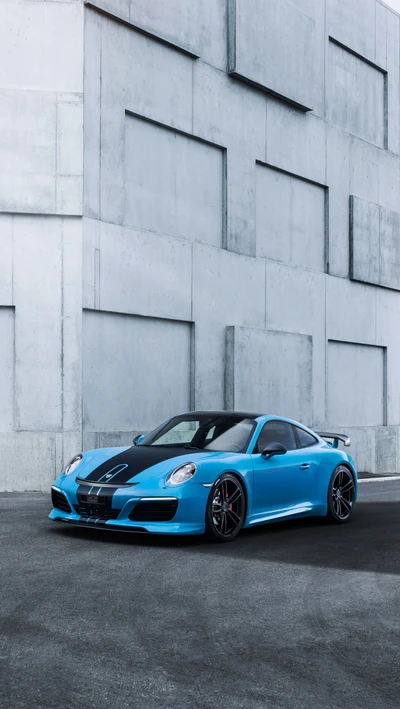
[[49, 411, 358, 542]]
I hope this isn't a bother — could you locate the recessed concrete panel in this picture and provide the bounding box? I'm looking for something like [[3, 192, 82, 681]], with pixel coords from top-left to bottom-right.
[[256, 164, 326, 272], [327, 341, 385, 427], [229, 0, 325, 113], [226, 326, 313, 424], [125, 115, 225, 247], [83, 310, 192, 432], [0, 307, 14, 431], [350, 196, 400, 291], [328, 40, 386, 148]]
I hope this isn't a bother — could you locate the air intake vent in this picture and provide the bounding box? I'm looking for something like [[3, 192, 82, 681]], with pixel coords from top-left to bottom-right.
[[73, 504, 120, 520], [51, 489, 72, 513], [129, 500, 178, 522]]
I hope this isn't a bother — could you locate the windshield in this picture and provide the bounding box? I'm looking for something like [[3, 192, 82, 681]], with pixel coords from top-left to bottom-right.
[[139, 414, 256, 453]]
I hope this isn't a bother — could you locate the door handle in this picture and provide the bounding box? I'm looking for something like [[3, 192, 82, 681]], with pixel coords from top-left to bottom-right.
[[299, 463, 310, 471]]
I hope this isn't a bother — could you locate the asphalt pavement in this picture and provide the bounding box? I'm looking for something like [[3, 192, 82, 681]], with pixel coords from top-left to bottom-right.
[[1, 481, 399, 709]]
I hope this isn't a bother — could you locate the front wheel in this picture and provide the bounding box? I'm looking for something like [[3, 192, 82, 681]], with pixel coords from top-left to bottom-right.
[[205, 474, 245, 542], [326, 465, 355, 524]]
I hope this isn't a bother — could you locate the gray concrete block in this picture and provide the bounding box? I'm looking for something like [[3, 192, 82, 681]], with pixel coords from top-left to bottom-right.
[[350, 196, 380, 286], [350, 138, 379, 203], [229, 0, 324, 112], [266, 98, 326, 185], [0, 1, 83, 92], [13, 216, 63, 431], [326, 276, 377, 347], [327, 341, 385, 427], [0, 432, 60, 492], [98, 17, 194, 224], [375, 426, 399, 474], [0, 307, 14, 431], [327, 0, 376, 61], [226, 326, 313, 424], [0, 89, 56, 214], [90, 0, 227, 69], [256, 164, 326, 272], [192, 61, 266, 154], [84, 219, 193, 322], [192, 245, 266, 410], [265, 262, 326, 426], [125, 115, 225, 248], [350, 196, 400, 291], [328, 40, 386, 148], [82, 310, 192, 432]]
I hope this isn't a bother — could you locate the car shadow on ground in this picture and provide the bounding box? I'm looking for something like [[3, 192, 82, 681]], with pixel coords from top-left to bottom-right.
[[47, 500, 400, 575]]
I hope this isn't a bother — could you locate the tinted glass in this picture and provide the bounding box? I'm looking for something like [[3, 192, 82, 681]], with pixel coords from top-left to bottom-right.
[[254, 421, 296, 453], [295, 426, 317, 449], [139, 414, 256, 453]]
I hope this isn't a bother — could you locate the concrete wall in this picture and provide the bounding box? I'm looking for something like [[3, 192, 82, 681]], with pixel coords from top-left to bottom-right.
[[0, 1, 84, 490], [2, 0, 400, 488]]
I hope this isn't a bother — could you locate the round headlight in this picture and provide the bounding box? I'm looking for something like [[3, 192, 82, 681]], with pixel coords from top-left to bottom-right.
[[63, 454, 83, 476], [166, 462, 196, 486]]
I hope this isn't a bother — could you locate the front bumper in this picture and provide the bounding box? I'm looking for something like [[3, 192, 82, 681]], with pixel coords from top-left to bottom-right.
[[49, 483, 208, 536]]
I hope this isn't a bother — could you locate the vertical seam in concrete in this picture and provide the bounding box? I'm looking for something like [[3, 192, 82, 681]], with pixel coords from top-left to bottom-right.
[[265, 97, 268, 163]]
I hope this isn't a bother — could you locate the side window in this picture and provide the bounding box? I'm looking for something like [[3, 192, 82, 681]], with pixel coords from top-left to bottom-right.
[[253, 421, 296, 454], [294, 426, 318, 449]]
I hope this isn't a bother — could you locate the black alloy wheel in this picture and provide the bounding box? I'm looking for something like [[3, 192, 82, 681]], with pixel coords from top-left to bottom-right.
[[205, 474, 245, 542], [327, 465, 355, 523]]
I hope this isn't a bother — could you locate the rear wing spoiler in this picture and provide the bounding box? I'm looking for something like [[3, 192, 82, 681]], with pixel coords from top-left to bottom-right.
[[315, 432, 351, 448]]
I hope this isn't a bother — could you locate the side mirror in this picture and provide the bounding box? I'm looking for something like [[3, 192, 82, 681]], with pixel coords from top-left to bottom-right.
[[133, 434, 144, 445], [261, 442, 287, 458]]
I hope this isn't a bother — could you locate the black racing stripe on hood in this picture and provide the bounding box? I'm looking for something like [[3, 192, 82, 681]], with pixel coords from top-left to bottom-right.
[[80, 446, 193, 484]]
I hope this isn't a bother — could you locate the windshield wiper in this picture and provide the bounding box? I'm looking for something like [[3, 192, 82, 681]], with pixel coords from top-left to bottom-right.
[[183, 444, 202, 450]]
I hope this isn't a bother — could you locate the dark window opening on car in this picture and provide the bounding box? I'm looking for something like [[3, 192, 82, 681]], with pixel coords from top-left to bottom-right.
[[293, 426, 318, 449], [253, 421, 297, 454]]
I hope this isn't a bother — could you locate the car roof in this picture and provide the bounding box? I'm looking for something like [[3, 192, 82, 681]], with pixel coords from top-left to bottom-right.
[[181, 410, 264, 419]]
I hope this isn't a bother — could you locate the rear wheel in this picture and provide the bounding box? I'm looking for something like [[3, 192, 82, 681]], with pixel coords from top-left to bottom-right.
[[205, 474, 245, 542], [326, 465, 355, 524]]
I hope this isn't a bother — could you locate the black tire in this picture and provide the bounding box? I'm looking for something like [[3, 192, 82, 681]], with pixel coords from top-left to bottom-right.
[[205, 473, 246, 542], [326, 465, 355, 524]]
